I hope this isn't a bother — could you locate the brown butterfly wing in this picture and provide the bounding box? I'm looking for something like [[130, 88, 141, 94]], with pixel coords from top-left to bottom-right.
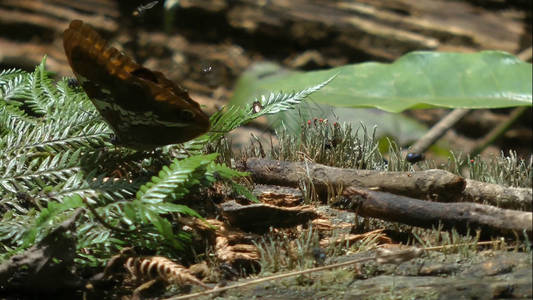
[[63, 20, 210, 149]]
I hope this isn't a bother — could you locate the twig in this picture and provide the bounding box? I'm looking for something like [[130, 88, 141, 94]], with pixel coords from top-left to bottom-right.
[[422, 240, 504, 251], [342, 187, 532, 237], [470, 106, 529, 156], [407, 108, 471, 155], [462, 178, 531, 210], [245, 158, 531, 210], [245, 158, 466, 202]]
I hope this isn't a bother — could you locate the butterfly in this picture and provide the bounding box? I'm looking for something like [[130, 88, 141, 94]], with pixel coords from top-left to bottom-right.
[[63, 20, 210, 150]]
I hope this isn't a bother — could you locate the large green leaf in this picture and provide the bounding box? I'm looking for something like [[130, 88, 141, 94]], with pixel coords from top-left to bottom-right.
[[230, 51, 532, 113]]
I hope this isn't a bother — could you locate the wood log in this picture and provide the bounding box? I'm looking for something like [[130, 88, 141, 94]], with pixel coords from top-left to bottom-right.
[[244, 158, 466, 202], [244, 158, 532, 210], [462, 179, 532, 211], [341, 187, 532, 237]]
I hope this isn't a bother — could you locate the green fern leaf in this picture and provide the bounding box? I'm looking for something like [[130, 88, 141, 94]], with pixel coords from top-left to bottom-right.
[[26, 57, 55, 115], [182, 75, 335, 150], [136, 153, 218, 203], [22, 195, 83, 247]]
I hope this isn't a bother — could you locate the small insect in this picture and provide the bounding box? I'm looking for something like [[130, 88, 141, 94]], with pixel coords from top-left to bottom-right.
[[324, 138, 339, 150], [132, 0, 160, 17], [406, 153, 425, 164], [252, 101, 263, 114]]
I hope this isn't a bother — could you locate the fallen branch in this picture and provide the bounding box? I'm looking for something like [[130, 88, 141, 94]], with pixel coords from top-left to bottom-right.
[[245, 158, 532, 210], [462, 179, 532, 211], [244, 158, 465, 202], [407, 108, 471, 155], [341, 187, 532, 237]]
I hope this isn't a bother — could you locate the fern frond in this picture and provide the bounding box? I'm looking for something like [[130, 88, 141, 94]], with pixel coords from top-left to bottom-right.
[[206, 162, 258, 202], [98, 200, 134, 223], [183, 75, 336, 150], [25, 58, 56, 115], [56, 78, 79, 107], [21, 195, 84, 247], [0, 150, 82, 194], [208, 105, 247, 137], [0, 68, 26, 82], [37, 68, 60, 107], [38, 121, 111, 152], [0, 73, 30, 103], [137, 153, 218, 203], [0, 105, 35, 136], [76, 221, 110, 249], [257, 75, 336, 116], [55, 78, 99, 117], [0, 119, 35, 154], [52, 109, 108, 141], [0, 210, 37, 247], [40, 172, 138, 204], [207, 162, 249, 179], [5, 119, 110, 153]]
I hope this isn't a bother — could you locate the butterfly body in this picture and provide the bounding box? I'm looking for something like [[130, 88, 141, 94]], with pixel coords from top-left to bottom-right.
[[63, 20, 210, 149]]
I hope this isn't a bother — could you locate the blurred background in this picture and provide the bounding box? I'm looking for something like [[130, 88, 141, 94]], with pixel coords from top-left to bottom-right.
[[0, 0, 531, 157]]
